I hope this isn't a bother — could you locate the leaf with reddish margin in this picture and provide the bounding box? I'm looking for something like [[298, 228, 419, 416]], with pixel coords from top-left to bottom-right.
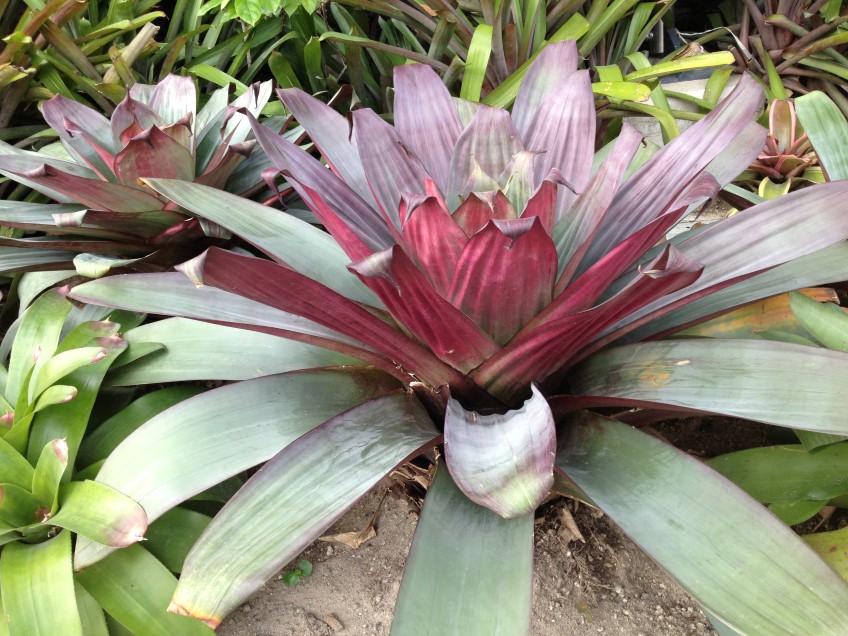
[[350, 246, 499, 373], [148, 75, 197, 134], [297, 182, 375, 262], [521, 70, 595, 213], [512, 41, 579, 139], [554, 124, 643, 286], [194, 142, 251, 190], [0, 142, 100, 204], [607, 180, 848, 336], [10, 164, 164, 212], [248, 113, 394, 251], [111, 95, 163, 147], [183, 248, 491, 396], [277, 88, 375, 206], [519, 177, 557, 235], [449, 217, 556, 345], [352, 108, 430, 230], [394, 64, 463, 195], [447, 106, 523, 210], [451, 191, 514, 237], [444, 384, 555, 518], [402, 196, 468, 295], [160, 115, 194, 153], [114, 127, 195, 186], [476, 246, 703, 400], [41, 94, 119, 180], [582, 75, 764, 268]]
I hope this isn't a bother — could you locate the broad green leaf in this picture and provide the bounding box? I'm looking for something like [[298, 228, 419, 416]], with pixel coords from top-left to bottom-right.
[[804, 526, 848, 581], [75, 544, 215, 636], [28, 346, 107, 404], [556, 411, 848, 634], [31, 438, 68, 508], [591, 81, 650, 102], [795, 430, 848, 451], [78, 386, 205, 466], [789, 291, 848, 351], [796, 91, 848, 181], [0, 436, 33, 489], [0, 531, 82, 636], [142, 179, 381, 307], [461, 25, 492, 102], [51, 481, 146, 547], [708, 444, 848, 503], [768, 500, 826, 525], [623, 52, 734, 82], [392, 465, 532, 636], [570, 339, 848, 434], [187, 64, 248, 94], [106, 318, 360, 386], [170, 391, 437, 627], [75, 582, 109, 635], [144, 508, 211, 573], [74, 369, 400, 568]]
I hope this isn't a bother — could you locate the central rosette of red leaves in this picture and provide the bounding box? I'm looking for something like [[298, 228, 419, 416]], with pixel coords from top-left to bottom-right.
[[220, 40, 767, 517]]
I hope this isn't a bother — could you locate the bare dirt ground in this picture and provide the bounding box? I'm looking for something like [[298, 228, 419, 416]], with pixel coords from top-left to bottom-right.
[[219, 486, 710, 636]]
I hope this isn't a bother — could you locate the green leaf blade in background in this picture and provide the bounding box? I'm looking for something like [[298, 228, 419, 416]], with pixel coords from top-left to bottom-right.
[[461, 24, 493, 102], [796, 91, 848, 181], [391, 465, 533, 636], [557, 411, 848, 634]]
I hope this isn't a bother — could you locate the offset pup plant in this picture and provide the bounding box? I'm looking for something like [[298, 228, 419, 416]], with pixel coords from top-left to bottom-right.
[[0, 74, 276, 278], [71, 41, 848, 634]]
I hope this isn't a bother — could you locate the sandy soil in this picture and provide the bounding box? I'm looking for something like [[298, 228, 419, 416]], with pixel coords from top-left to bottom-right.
[[219, 486, 710, 636]]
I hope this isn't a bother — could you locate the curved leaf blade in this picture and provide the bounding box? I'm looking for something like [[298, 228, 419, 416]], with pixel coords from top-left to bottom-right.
[[556, 411, 848, 634]]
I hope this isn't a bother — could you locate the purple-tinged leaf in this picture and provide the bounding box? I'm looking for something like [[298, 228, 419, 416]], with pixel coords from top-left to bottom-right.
[[475, 246, 703, 400], [350, 247, 499, 373], [582, 75, 764, 267], [11, 164, 164, 212], [521, 70, 594, 213], [111, 95, 163, 148], [512, 41, 578, 138], [608, 181, 848, 336], [554, 125, 643, 286], [297, 181, 375, 262], [41, 94, 119, 180], [0, 141, 99, 202], [449, 217, 557, 345], [277, 88, 375, 206], [402, 196, 468, 295], [394, 64, 463, 195], [452, 191, 514, 237], [352, 108, 429, 230], [193, 142, 251, 190], [248, 114, 394, 251], [705, 121, 768, 187], [169, 392, 438, 628], [148, 75, 197, 134], [519, 179, 558, 235], [447, 106, 523, 210], [182, 248, 493, 396], [444, 384, 555, 518], [0, 237, 147, 255], [159, 115, 194, 152], [114, 127, 195, 186]]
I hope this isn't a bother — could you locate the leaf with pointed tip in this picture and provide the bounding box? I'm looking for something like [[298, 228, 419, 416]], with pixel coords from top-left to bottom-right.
[[583, 75, 764, 268], [0, 531, 83, 636], [75, 544, 215, 636], [444, 385, 554, 518], [106, 318, 361, 385], [29, 346, 108, 404], [181, 248, 480, 392], [50, 480, 147, 547], [247, 116, 394, 251], [707, 443, 848, 504], [352, 108, 429, 230], [78, 386, 204, 466], [392, 465, 533, 635], [477, 245, 703, 400], [522, 70, 594, 213], [145, 179, 380, 307], [796, 91, 848, 181], [350, 247, 498, 373], [394, 64, 463, 195], [114, 127, 195, 186], [111, 95, 163, 148], [511, 40, 578, 138], [31, 438, 68, 509], [447, 106, 523, 210], [556, 411, 848, 634], [401, 196, 468, 295], [449, 218, 556, 345], [568, 339, 848, 434], [148, 75, 197, 138], [74, 369, 400, 568], [277, 88, 374, 205], [451, 191, 514, 236], [169, 392, 437, 628]]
